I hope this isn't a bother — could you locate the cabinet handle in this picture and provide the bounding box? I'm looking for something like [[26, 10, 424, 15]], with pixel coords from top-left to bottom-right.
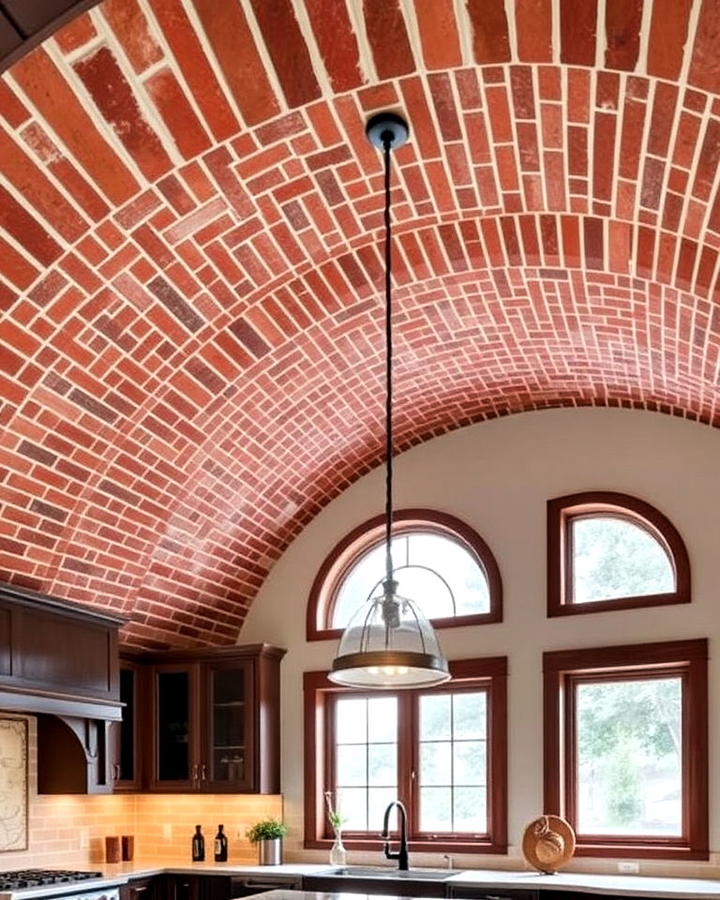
[[191, 763, 199, 783], [201, 764, 207, 781], [115, 764, 121, 780]]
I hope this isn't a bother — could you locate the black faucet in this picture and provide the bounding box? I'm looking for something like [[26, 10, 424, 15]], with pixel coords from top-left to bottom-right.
[[381, 800, 409, 871]]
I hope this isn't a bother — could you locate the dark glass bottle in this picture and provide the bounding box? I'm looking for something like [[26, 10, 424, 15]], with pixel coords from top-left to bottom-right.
[[192, 825, 205, 861], [214, 824, 228, 862]]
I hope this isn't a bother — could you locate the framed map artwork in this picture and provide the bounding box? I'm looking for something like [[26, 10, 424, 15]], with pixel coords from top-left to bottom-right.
[[0, 718, 27, 851]]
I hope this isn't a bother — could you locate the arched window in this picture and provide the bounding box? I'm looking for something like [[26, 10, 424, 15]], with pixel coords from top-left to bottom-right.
[[547, 491, 690, 617], [307, 509, 502, 641]]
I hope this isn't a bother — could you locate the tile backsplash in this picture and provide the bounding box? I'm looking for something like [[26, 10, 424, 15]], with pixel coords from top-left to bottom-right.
[[1, 716, 281, 868]]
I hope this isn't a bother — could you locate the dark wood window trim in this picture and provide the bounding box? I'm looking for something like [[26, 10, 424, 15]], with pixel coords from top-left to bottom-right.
[[547, 491, 690, 618], [307, 508, 503, 642], [304, 657, 508, 855], [543, 639, 708, 860]]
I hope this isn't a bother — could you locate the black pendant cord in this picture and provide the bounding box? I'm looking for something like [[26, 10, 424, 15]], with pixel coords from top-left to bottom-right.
[[383, 134, 394, 590]]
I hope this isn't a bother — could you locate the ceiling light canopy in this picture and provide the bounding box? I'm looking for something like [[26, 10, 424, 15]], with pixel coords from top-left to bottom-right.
[[328, 113, 450, 691]]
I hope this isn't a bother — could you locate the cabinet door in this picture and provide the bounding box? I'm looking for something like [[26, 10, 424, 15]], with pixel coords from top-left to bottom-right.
[[200, 658, 255, 791], [113, 662, 143, 791], [448, 889, 538, 900], [150, 664, 199, 790], [121, 878, 159, 900]]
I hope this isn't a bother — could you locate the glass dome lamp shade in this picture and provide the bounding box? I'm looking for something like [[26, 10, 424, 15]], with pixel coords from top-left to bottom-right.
[[328, 579, 450, 688]]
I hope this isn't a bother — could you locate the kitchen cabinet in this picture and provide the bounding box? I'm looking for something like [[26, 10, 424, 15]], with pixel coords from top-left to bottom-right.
[[147, 644, 285, 793], [121, 877, 162, 900], [0, 581, 124, 719], [111, 658, 144, 792], [164, 873, 302, 900], [37, 714, 115, 794], [165, 874, 229, 900], [448, 887, 538, 900], [302, 874, 447, 898]]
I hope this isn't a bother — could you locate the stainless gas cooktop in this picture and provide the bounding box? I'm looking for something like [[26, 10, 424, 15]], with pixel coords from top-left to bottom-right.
[[0, 873, 103, 892]]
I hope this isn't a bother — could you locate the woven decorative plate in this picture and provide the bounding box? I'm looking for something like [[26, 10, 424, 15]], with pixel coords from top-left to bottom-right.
[[521, 814, 576, 874]]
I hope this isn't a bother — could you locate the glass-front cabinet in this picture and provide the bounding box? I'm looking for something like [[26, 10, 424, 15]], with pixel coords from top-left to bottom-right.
[[203, 659, 254, 791], [112, 659, 143, 791], [148, 644, 284, 793], [155, 666, 195, 789]]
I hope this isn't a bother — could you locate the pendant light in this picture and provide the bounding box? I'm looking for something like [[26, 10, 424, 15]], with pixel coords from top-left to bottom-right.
[[328, 113, 450, 690]]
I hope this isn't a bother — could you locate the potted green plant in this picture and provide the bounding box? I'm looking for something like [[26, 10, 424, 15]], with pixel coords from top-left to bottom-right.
[[245, 817, 288, 865]]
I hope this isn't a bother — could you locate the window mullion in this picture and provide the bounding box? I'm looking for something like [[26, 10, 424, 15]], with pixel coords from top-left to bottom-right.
[[397, 691, 414, 834]]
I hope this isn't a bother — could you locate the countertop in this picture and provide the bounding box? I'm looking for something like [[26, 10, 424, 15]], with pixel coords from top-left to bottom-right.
[[5, 862, 720, 900]]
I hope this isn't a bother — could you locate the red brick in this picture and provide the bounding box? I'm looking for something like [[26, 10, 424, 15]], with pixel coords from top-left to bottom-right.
[[0, 80, 29, 127], [467, 0, 511, 63], [364, 0, 416, 79], [304, 0, 363, 91], [74, 47, 172, 182], [250, 0, 320, 108], [102, 0, 163, 72], [148, 0, 239, 142], [146, 67, 211, 160], [414, 0, 462, 69], [11, 49, 139, 206], [192, 0, 280, 126], [688, 0, 720, 92]]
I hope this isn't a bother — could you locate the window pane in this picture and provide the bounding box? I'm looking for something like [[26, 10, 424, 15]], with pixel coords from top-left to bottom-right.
[[368, 696, 397, 742], [454, 741, 486, 785], [420, 694, 451, 740], [331, 530, 491, 627], [454, 692, 486, 739], [336, 698, 367, 743], [575, 677, 682, 836], [418, 691, 488, 833], [394, 567, 455, 619], [454, 787, 487, 832], [411, 534, 490, 616], [369, 787, 399, 831], [420, 787, 452, 831], [572, 517, 675, 603], [368, 743, 396, 786], [336, 745, 366, 786], [332, 539, 404, 626], [420, 741, 451, 785], [337, 787, 367, 831]]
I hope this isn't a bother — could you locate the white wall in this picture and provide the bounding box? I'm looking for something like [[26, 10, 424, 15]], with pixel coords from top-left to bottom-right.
[[239, 408, 720, 874]]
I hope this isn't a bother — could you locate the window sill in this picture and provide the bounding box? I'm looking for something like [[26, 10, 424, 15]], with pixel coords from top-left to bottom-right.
[[304, 837, 508, 855], [573, 840, 708, 860]]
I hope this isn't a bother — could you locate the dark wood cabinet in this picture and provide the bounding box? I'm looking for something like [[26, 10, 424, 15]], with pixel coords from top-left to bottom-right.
[[111, 659, 144, 792], [302, 875, 448, 898], [448, 887, 538, 900], [146, 644, 285, 793], [0, 582, 124, 719], [121, 877, 161, 900]]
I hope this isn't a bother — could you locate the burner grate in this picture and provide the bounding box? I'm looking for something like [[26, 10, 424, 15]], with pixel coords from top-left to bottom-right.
[[0, 872, 103, 891]]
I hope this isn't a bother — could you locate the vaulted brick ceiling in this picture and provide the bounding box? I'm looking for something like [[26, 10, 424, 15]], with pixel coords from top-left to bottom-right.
[[0, 0, 719, 649]]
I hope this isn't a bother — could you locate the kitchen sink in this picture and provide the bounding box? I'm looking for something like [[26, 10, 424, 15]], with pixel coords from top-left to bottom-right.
[[317, 867, 459, 880]]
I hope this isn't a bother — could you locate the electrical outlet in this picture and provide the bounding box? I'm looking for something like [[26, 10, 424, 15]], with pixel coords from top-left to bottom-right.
[[162, 824, 172, 840], [617, 861, 639, 874], [79, 828, 89, 849]]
